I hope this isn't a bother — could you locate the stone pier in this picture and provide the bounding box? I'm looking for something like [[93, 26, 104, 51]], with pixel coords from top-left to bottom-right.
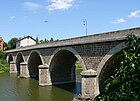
[[20, 62, 30, 78], [81, 69, 99, 99], [39, 64, 52, 86], [9, 61, 17, 73]]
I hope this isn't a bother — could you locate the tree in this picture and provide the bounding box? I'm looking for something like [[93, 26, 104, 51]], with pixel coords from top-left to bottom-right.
[[8, 38, 18, 49], [36, 37, 39, 44], [55, 39, 59, 42], [95, 34, 140, 101], [44, 38, 49, 43], [39, 40, 45, 44], [3, 42, 10, 50], [0, 50, 6, 59], [50, 37, 54, 42]]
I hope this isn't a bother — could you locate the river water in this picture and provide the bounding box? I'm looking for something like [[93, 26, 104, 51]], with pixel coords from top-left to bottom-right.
[[0, 69, 82, 101]]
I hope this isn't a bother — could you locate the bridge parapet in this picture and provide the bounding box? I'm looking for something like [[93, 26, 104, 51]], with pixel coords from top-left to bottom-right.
[[5, 27, 140, 53]]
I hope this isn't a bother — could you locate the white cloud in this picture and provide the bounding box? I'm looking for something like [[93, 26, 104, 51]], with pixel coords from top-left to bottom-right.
[[47, 0, 74, 11], [128, 10, 140, 18], [113, 18, 126, 24], [23, 2, 43, 10], [9, 16, 16, 20]]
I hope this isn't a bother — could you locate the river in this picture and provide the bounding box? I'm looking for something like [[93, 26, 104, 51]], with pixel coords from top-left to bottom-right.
[[0, 69, 82, 101]]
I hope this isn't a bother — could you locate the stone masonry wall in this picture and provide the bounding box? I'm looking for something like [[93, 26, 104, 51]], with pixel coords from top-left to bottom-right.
[[72, 41, 123, 70], [6, 27, 140, 70], [7, 40, 123, 71]]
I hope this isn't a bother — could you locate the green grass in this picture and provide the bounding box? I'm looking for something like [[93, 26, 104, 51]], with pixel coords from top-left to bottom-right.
[[0, 58, 9, 72], [0, 51, 9, 72]]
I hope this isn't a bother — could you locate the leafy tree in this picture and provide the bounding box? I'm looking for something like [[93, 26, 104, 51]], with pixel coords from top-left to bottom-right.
[[95, 34, 140, 101], [8, 38, 18, 49], [0, 51, 6, 59], [3, 42, 10, 50]]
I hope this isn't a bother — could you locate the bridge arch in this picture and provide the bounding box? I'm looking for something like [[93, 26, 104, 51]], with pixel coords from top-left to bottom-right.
[[15, 52, 24, 74], [97, 42, 127, 92], [7, 53, 14, 63], [27, 50, 44, 78], [48, 47, 86, 84]]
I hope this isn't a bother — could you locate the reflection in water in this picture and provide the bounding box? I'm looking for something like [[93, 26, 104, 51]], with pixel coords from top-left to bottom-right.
[[0, 69, 82, 101]]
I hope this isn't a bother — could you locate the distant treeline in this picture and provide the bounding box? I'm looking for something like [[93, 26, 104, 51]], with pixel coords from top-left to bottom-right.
[[4, 37, 59, 50], [36, 37, 59, 44]]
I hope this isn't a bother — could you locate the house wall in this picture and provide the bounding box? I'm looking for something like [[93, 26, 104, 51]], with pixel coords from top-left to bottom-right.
[[20, 38, 35, 47], [0, 38, 3, 51], [17, 38, 36, 48]]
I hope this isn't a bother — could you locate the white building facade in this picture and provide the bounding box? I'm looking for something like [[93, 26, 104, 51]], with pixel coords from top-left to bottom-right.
[[16, 36, 36, 48]]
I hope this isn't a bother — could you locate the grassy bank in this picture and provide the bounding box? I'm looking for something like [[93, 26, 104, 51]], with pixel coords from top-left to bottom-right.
[[0, 59, 9, 72], [0, 51, 9, 72]]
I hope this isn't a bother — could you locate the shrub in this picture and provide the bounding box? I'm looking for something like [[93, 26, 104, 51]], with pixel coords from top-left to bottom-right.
[[0, 51, 9, 71], [95, 34, 140, 101]]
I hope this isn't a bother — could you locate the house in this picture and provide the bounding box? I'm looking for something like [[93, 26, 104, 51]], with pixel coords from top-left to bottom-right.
[[0, 37, 3, 51], [16, 36, 36, 48]]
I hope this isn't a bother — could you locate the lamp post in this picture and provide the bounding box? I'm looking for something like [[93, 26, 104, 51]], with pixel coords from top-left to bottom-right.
[[83, 19, 87, 36]]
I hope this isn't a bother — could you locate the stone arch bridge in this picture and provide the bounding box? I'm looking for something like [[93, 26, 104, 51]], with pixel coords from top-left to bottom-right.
[[5, 27, 140, 99]]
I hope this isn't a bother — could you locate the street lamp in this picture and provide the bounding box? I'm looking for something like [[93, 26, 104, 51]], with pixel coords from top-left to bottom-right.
[[83, 19, 87, 36]]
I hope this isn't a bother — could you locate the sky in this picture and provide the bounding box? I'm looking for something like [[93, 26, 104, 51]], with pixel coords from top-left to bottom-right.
[[0, 0, 140, 42]]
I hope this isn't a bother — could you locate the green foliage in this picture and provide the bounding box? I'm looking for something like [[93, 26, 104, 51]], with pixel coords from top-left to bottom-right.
[[0, 51, 9, 71], [36, 37, 39, 44], [75, 61, 82, 69], [0, 59, 9, 71], [8, 37, 18, 49], [50, 37, 54, 42], [95, 34, 140, 101], [38, 37, 59, 44], [0, 51, 6, 59], [44, 38, 49, 43], [3, 41, 10, 50]]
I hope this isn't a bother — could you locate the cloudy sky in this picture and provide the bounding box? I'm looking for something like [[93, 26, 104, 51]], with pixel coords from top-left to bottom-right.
[[0, 0, 140, 42]]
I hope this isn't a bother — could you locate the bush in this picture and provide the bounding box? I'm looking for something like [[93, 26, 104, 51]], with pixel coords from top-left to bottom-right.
[[0, 51, 9, 71], [95, 34, 140, 101]]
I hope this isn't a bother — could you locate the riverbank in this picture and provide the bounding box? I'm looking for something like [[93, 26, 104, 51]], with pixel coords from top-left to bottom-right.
[[0, 51, 9, 72], [0, 61, 9, 71]]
